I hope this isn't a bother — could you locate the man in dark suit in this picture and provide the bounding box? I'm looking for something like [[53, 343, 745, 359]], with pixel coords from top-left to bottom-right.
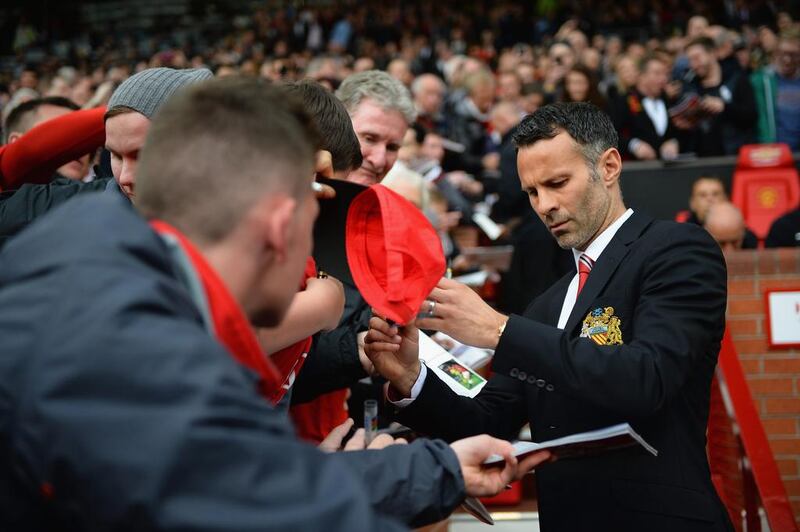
[[365, 102, 733, 531], [613, 54, 680, 160]]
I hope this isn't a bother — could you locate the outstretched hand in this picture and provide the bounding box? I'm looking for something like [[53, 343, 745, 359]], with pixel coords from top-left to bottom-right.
[[363, 316, 421, 397], [318, 419, 408, 452], [450, 434, 551, 497], [415, 277, 507, 349]]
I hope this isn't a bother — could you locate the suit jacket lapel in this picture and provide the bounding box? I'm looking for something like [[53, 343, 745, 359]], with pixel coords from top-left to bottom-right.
[[548, 274, 574, 326], [525, 272, 574, 326], [563, 211, 654, 334], [637, 90, 663, 139]]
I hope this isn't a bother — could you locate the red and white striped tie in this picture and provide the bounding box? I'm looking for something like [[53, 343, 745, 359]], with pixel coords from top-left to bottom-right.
[[577, 253, 594, 297]]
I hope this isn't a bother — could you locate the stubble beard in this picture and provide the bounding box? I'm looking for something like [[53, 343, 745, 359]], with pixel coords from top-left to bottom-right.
[[554, 181, 611, 250]]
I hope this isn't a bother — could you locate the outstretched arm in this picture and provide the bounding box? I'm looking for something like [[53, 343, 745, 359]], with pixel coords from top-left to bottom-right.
[[0, 107, 106, 190]]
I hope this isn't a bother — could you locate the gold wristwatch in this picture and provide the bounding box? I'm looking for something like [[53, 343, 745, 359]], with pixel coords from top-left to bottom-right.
[[498, 317, 508, 338]]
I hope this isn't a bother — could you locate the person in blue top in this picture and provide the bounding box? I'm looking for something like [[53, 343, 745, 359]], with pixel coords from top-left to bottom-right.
[[751, 34, 800, 150]]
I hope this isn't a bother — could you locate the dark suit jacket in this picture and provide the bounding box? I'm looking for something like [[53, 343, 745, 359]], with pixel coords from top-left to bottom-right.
[[613, 90, 679, 159], [397, 211, 734, 532]]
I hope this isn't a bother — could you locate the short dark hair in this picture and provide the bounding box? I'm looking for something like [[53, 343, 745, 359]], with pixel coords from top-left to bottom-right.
[[135, 77, 321, 245], [686, 36, 716, 52], [280, 80, 362, 172], [638, 53, 667, 73], [563, 65, 607, 109], [513, 102, 618, 175], [3, 96, 80, 142], [692, 175, 726, 195]]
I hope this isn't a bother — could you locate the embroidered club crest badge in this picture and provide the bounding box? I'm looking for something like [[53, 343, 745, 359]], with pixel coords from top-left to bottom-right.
[[580, 306, 623, 346]]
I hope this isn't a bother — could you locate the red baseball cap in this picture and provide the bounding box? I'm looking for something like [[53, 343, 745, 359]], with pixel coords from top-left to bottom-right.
[[346, 184, 445, 325]]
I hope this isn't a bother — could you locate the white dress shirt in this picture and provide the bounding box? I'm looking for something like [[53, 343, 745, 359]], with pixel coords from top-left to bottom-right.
[[393, 208, 635, 406], [556, 208, 634, 329]]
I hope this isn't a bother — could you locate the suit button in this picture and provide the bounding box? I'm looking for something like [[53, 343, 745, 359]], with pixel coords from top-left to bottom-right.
[[527, 375, 537, 384], [545, 384, 555, 392], [510, 368, 519, 377], [536, 379, 546, 388], [518, 371, 527, 381]]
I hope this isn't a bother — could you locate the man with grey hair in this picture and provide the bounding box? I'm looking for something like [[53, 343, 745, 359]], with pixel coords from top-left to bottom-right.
[[0, 77, 547, 531], [411, 73, 447, 133], [336, 70, 416, 186]]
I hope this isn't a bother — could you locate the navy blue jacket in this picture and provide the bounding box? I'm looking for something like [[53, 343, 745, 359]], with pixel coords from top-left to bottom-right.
[[0, 194, 464, 531]]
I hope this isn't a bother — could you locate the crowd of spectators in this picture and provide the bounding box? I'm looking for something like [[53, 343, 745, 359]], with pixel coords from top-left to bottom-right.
[[0, 4, 798, 526], [1, 0, 799, 309], [2, 2, 798, 156]]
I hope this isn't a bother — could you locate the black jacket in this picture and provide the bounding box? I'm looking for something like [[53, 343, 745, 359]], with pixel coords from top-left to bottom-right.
[[397, 212, 734, 531], [490, 125, 528, 224], [680, 70, 757, 156], [0, 193, 465, 531], [443, 96, 490, 176], [0, 177, 111, 249], [765, 207, 800, 247], [290, 280, 371, 404], [612, 89, 680, 159]]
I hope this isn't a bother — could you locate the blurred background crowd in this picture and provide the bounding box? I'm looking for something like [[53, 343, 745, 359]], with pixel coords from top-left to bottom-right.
[[2, 0, 798, 155], [1, 0, 798, 314]]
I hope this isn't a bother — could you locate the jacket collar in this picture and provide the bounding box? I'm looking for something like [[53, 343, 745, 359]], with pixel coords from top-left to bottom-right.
[[563, 210, 654, 333]]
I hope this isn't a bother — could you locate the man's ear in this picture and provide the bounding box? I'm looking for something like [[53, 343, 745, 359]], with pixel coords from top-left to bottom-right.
[[256, 194, 297, 263], [6, 132, 21, 144], [315, 150, 334, 179], [599, 147, 622, 187]]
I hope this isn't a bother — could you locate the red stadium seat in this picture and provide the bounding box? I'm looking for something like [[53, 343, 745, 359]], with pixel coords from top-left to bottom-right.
[[731, 144, 800, 241]]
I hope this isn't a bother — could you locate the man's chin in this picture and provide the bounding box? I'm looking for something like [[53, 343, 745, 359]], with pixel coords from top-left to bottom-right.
[[553, 231, 581, 250]]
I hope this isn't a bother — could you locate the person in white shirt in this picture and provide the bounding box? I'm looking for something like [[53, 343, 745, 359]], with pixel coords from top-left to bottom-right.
[[614, 54, 681, 161]]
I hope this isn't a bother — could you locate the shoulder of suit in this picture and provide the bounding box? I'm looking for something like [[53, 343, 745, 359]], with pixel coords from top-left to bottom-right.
[[633, 217, 720, 252]]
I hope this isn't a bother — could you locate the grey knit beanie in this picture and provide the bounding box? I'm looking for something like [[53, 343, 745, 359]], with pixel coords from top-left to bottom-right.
[[107, 67, 213, 119]]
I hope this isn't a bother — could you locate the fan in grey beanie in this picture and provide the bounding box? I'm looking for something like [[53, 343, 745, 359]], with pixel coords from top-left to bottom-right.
[[106, 67, 213, 120], [103, 67, 212, 199]]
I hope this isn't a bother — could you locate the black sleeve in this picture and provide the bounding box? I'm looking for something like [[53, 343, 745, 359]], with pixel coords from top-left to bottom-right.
[[490, 141, 528, 223], [725, 75, 758, 128], [765, 211, 800, 248], [491, 225, 727, 418], [290, 323, 368, 405], [0, 178, 110, 248], [395, 370, 529, 443], [612, 96, 635, 159], [291, 286, 373, 405]]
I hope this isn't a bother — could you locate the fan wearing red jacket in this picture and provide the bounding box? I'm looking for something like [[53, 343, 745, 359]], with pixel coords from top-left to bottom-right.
[[0, 105, 106, 191]]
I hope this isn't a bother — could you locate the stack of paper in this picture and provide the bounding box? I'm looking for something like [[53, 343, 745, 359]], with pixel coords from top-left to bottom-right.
[[484, 423, 658, 465]]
